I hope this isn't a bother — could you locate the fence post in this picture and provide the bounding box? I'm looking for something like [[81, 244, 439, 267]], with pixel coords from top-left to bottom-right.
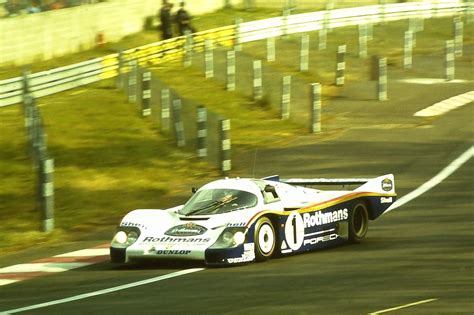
[[184, 31, 193, 67], [38, 124, 48, 161], [226, 50, 236, 91], [204, 39, 214, 79], [404, 30, 413, 69], [282, 9, 290, 40], [128, 60, 138, 103], [267, 37, 276, 62], [445, 40, 455, 81], [141, 71, 151, 117], [367, 23, 373, 41], [116, 50, 124, 89], [310, 83, 322, 134], [219, 118, 231, 175], [409, 18, 417, 47], [196, 105, 207, 158], [234, 18, 242, 52], [335, 45, 346, 86], [253, 60, 263, 101], [31, 105, 41, 163], [324, 2, 333, 33], [39, 158, 54, 232], [299, 35, 309, 72], [453, 17, 463, 57], [378, 57, 387, 101], [281, 76, 291, 120], [358, 24, 368, 59], [24, 95, 34, 144], [160, 89, 171, 133], [318, 28, 327, 50], [408, 18, 423, 48], [379, 0, 387, 25], [172, 99, 186, 147], [22, 70, 30, 95]]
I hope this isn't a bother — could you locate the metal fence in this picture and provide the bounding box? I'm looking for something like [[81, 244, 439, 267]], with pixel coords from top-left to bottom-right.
[[0, 1, 470, 108]]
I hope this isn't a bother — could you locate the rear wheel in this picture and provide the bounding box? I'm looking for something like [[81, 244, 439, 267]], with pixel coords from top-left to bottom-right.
[[254, 217, 276, 261], [349, 202, 369, 243]]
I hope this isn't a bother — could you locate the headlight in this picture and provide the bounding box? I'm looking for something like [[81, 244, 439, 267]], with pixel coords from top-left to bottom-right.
[[233, 231, 245, 245], [211, 227, 247, 249], [111, 227, 141, 248], [114, 231, 128, 244]]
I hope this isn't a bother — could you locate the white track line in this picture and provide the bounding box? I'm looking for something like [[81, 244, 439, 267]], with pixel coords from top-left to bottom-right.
[[399, 78, 468, 84], [386, 145, 474, 212], [414, 91, 474, 117], [368, 298, 438, 314], [1, 268, 204, 314]]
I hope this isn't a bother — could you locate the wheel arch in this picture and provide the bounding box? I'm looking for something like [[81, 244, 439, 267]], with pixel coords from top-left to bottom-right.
[[358, 197, 376, 220]]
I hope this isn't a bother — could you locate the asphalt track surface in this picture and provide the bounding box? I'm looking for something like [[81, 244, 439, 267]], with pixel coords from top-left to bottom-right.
[[1, 57, 473, 314]]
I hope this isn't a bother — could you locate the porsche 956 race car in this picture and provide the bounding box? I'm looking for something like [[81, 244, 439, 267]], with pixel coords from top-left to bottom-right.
[[110, 174, 396, 265]]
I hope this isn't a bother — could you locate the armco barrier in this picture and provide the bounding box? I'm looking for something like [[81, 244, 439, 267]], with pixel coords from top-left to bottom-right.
[[0, 1, 470, 108]]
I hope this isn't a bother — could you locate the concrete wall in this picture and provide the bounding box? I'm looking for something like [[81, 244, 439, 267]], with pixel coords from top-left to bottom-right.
[[0, 0, 239, 67], [0, 0, 437, 67]]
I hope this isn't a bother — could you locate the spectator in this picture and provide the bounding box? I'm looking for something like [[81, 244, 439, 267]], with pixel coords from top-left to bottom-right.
[[175, 1, 196, 36], [26, 0, 41, 13], [158, 0, 173, 40]]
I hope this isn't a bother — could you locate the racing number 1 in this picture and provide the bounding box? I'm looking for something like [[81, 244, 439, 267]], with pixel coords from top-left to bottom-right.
[[284, 212, 304, 251], [292, 216, 297, 241]]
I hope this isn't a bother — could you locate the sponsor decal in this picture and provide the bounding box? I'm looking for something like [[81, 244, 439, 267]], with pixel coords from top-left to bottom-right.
[[303, 209, 348, 228], [227, 244, 255, 264], [382, 178, 393, 192], [121, 221, 147, 229], [165, 223, 207, 236], [381, 197, 393, 204], [155, 249, 191, 255], [227, 256, 254, 264], [303, 233, 338, 245], [226, 222, 246, 228], [142, 236, 211, 243], [243, 243, 254, 252]]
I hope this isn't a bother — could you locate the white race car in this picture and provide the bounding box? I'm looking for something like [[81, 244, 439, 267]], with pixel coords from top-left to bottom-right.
[[110, 174, 396, 265]]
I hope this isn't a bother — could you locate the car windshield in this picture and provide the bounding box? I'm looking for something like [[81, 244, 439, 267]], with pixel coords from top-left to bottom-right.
[[179, 189, 258, 216]]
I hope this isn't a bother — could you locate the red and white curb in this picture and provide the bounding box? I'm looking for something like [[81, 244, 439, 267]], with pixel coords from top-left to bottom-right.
[[414, 90, 474, 117], [0, 244, 110, 286]]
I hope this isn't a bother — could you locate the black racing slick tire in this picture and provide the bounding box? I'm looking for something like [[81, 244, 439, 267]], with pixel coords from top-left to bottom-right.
[[254, 217, 276, 262], [349, 202, 369, 243]]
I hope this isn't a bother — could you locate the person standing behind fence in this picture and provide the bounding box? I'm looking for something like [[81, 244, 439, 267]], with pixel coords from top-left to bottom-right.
[[27, 0, 42, 14], [159, 0, 174, 40], [175, 1, 196, 36]]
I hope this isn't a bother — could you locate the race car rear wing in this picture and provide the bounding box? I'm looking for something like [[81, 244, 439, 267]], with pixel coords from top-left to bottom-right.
[[283, 178, 370, 186], [262, 175, 370, 186]]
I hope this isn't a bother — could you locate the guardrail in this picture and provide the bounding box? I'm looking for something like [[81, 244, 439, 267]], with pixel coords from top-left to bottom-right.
[[0, 1, 470, 108]]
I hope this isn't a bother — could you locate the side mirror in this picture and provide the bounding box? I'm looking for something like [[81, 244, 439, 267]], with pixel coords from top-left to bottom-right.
[[264, 185, 278, 197]]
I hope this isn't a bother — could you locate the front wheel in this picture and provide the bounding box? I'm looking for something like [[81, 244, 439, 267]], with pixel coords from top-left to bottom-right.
[[254, 217, 276, 262], [349, 202, 369, 243]]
